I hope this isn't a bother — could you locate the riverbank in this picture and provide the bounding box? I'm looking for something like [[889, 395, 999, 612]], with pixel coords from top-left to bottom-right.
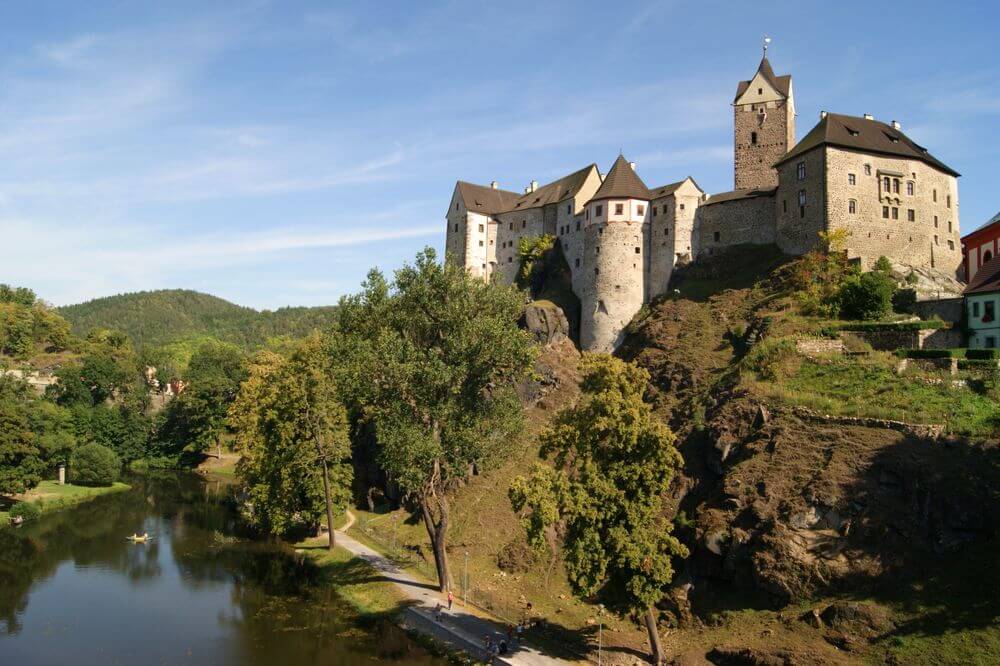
[[0, 480, 130, 526]]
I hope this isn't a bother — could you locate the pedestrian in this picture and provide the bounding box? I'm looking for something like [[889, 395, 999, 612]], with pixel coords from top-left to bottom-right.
[[447, 589, 454, 611], [434, 603, 443, 621], [516, 621, 524, 644], [483, 634, 491, 650], [507, 624, 514, 642]]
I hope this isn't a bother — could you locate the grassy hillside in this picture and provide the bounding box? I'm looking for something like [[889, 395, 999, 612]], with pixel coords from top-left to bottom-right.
[[58, 289, 338, 350]]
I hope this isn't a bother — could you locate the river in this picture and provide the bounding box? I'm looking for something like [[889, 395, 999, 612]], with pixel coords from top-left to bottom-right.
[[0, 472, 449, 666]]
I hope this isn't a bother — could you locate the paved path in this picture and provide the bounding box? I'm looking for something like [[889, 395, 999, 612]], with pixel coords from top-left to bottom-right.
[[336, 511, 578, 665]]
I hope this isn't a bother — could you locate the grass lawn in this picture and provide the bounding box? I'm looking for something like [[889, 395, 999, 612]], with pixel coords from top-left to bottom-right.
[[294, 538, 411, 616], [0, 480, 130, 526]]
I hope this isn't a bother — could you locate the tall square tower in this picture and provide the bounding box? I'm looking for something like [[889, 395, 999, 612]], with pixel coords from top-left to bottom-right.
[[733, 55, 795, 190]]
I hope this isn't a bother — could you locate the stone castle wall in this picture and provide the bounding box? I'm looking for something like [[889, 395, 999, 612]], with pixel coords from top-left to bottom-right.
[[580, 219, 648, 352], [696, 194, 776, 256], [494, 208, 545, 283], [734, 98, 794, 189], [775, 147, 827, 255]]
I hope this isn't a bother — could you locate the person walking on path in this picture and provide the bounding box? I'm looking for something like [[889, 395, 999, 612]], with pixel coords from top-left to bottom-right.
[[447, 589, 454, 611]]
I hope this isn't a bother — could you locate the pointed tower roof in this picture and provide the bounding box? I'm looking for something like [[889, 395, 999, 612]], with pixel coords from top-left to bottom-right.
[[734, 56, 792, 102], [590, 155, 650, 201]]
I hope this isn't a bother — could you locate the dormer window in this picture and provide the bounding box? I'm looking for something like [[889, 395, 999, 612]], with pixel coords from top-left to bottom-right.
[[845, 125, 859, 136], [757, 88, 762, 94], [595, 204, 603, 216]]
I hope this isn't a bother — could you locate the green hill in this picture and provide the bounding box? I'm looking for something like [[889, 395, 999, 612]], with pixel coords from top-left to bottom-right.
[[58, 289, 338, 350]]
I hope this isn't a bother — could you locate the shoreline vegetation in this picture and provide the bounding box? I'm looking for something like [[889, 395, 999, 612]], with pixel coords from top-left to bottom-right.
[[0, 480, 130, 526]]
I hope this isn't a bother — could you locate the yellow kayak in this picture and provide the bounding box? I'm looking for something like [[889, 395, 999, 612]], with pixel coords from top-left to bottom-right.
[[127, 533, 150, 543]]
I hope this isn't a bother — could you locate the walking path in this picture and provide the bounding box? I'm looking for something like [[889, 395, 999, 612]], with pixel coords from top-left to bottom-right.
[[336, 511, 578, 665]]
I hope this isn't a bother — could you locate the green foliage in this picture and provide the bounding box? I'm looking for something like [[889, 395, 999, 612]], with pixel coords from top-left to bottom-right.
[[901, 348, 964, 359], [0, 284, 71, 357], [841, 319, 950, 332], [905, 270, 920, 285], [0, 376, 46, 494], [9, 501, 41, 521], [58, 289, 338, 350], [892, 288, 918, 313], [0, 285, 37, 307], [337, 247, 535, 588], [774, 237, 856, 317], [873, 255, 893, 274], [516, 234, 556, 293], [230, 336, 353, 538], [966, 348, 1000, 360], [510, 355, 688, 619], [740, 337, 800, 381], [70, 442, 120, 487], [837, 270, 897, 320]]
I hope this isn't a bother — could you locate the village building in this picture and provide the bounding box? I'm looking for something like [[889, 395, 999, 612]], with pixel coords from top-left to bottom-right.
[[961, 211, 1000, 282], [444, 49, 965, 352]]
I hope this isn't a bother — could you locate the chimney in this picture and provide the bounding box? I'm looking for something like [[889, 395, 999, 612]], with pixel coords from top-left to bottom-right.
[[863, 113, 874, 120], [820, 110, 827, 120], [891, 120, 901, 130], [524, 186, 530, 194], [530, 180, 538, 193], [629, 162, 636, 171], [490, 180, 498, 190]]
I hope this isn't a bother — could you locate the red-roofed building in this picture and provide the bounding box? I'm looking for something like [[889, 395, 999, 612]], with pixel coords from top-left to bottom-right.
[[961, 212, 1000, 282]]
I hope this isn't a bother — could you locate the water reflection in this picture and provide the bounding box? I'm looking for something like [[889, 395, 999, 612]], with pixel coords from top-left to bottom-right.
[[0, 472, 446, 666]]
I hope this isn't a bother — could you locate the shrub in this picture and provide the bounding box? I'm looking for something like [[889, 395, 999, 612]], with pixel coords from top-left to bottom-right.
[[966, 348, 1000, 360], [841, 319, 950, 332], [902, 348, 965, 359], [9, 502, 41, 522], [741, 337, 799, 381], [892, 288, 917, 313], [70, 443, 120, 487], [497, 539, 539, 573], [837, 271, 896, 320], [873, 256, 893, 274]]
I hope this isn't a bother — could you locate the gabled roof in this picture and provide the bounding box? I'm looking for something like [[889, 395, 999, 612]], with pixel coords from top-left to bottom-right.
[[961, 211, 1000, 242], [701, 186, 777, 207], [455, 181, 521, 215], [965, 254, 1000, 295], [506, 164, 598, 212], [775, 112, 960, 177], [647, 176, 704, 200], [734, 57, 791, 102], [589, 155, 650, 202]]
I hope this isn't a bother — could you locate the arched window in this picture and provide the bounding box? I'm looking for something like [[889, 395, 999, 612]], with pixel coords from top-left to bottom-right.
[[848, 199, 857, 214], [985, 251, 994, 264]]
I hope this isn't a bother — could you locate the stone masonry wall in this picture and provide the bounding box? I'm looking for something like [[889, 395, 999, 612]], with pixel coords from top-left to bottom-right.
[[495, 208, 545, 284], [824, 147, 962, 276], [581, 219, 648, 352], [696, 194, 776, 256], [775, 147, 827, 255], [734, 97, 794, 190]]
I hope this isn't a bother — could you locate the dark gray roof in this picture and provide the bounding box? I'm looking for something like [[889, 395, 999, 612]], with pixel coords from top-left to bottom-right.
[[455, 181, 521, 215], [506, 164, 598, 212], [590, 155, 650, 202], [775, 112, 960, 177], [702, 186, 777, 207], [965, 253, 1000, 295], [647, 177, 704, 200], [962, 211, 1000, 242], [734, 57, 791, 102]]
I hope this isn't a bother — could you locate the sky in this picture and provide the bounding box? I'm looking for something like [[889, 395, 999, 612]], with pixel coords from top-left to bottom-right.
[[1, 0, 998, 309]]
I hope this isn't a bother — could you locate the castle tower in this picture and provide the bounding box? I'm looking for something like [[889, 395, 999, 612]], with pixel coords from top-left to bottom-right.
[[580, 155, 651, 352], [733, 47, 795, 190]]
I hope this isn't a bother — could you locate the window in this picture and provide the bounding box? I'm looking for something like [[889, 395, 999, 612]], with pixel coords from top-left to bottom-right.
[[882, 206, 890, 219], [664, 228, 669, 235], [797, 162, 806, 180], [615, 203, 624, 215], [751, 131, 758, 145], [652, 206, 657, 217], [948, 220, 953, 232], [782, 199, 787, 213], [864, 164, 872, 176], [758, 87, 763, 94], [635, 247, 641, 254], [848, 199, 857, 214], [456, 203, 459, 211], [947, 194, 952, 208], [713, 231, 720, 242], [934, 235, 939, 245], [933, 189, 937, 202], [974, 302, 981, 317], [478, 240, 483, 247], [596, 205, 603, 216], [566, 204, 571, 215], [453, 223, 459, 232], [478, 224, 484, 233], [521, 220, 526, 229], [576, 220, 580, 231], [987, 336, 998, 349], [798, 190, 806, 206], [883, 176, 891, 191], [906, 181, 914, 196], [508, 222, 513, 230], [679, 203, 685, 211], [891, 207, 899, 220], [893, 178, 900, 193], [934, 215, 939, 228], [907, 209, 915, 222], [848, 173, 856, 185], [575, 258, 580, 268], [637, 205, 645, 215], [948, 240, 955, 250], [985, 301, 996, 323], [508, 257, 513, 263]]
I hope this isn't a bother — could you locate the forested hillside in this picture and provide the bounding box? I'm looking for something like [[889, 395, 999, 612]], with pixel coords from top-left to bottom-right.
[[58, 289, 337, 349]]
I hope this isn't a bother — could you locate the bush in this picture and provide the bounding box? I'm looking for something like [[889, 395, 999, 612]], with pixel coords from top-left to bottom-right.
[[9, 502, 41, 522], [837, 271, 896, 320], [966, 348, 1000, 360], [901, 348, 965, 359], [892, 288, 917, 313], [741, 337, 799, 381], [842, 319, 950, 332], [70, 443, 120, 487]]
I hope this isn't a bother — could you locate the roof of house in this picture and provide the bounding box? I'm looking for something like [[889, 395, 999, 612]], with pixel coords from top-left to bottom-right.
[[961, 211, 1000, 242], [589, 155, 651, 201], [455, 181, 521, 215], [965, 253, 1000, 295], [647, 176, 704, 200], [701, 186, 778, 207], [734, 57, 792, 102], [775, 112, 960, 177], [506, 164, 598, 212]]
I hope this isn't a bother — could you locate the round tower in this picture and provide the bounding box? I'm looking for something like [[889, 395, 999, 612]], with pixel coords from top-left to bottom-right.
[[580, 156, 651, 352]]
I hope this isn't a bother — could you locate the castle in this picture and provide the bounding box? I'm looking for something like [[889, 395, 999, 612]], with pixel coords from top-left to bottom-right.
[[445, 50, 963, 352]]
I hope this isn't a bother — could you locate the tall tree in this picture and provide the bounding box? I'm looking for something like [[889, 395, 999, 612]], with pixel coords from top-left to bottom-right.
[[510, 355, 688, 665], [229, 337, 353, 545], [337, 248, 535, 592], [0, 376, 46, 495]]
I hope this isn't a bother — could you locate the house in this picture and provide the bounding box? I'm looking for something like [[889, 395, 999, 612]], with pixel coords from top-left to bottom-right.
[[963, 254, 1000, 349], [961, 211, 1000, 282]]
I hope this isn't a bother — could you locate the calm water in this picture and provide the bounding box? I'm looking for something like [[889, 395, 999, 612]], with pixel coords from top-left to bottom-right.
[[0, 472, 447, 666]]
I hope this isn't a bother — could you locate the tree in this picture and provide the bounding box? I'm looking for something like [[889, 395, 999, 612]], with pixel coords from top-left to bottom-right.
[[838, 270, 896, 320], [0, 376, 46, 494], [229, 337, 353, 544], [337, 248, 535, 591], [167, 340, 247, 458], [70, 443, 120, 486], [509, 355, 688, 664]]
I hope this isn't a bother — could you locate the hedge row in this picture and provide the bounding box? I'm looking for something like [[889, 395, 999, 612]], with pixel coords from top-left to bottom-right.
[[840, 319, 951, 332], [958, 359, 1000, 370], [898, 348, 964, 359], [966, 348, 1000, 360]]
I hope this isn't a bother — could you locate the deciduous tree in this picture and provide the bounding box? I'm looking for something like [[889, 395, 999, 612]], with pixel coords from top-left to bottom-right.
[[510, 355, 688, 664]]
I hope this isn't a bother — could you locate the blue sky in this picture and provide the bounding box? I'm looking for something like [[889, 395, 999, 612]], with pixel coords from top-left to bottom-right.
[[1, 1, 997, 309]]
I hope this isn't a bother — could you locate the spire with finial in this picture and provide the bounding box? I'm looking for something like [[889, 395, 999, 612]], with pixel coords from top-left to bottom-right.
[[762, 35, 771, 59]]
